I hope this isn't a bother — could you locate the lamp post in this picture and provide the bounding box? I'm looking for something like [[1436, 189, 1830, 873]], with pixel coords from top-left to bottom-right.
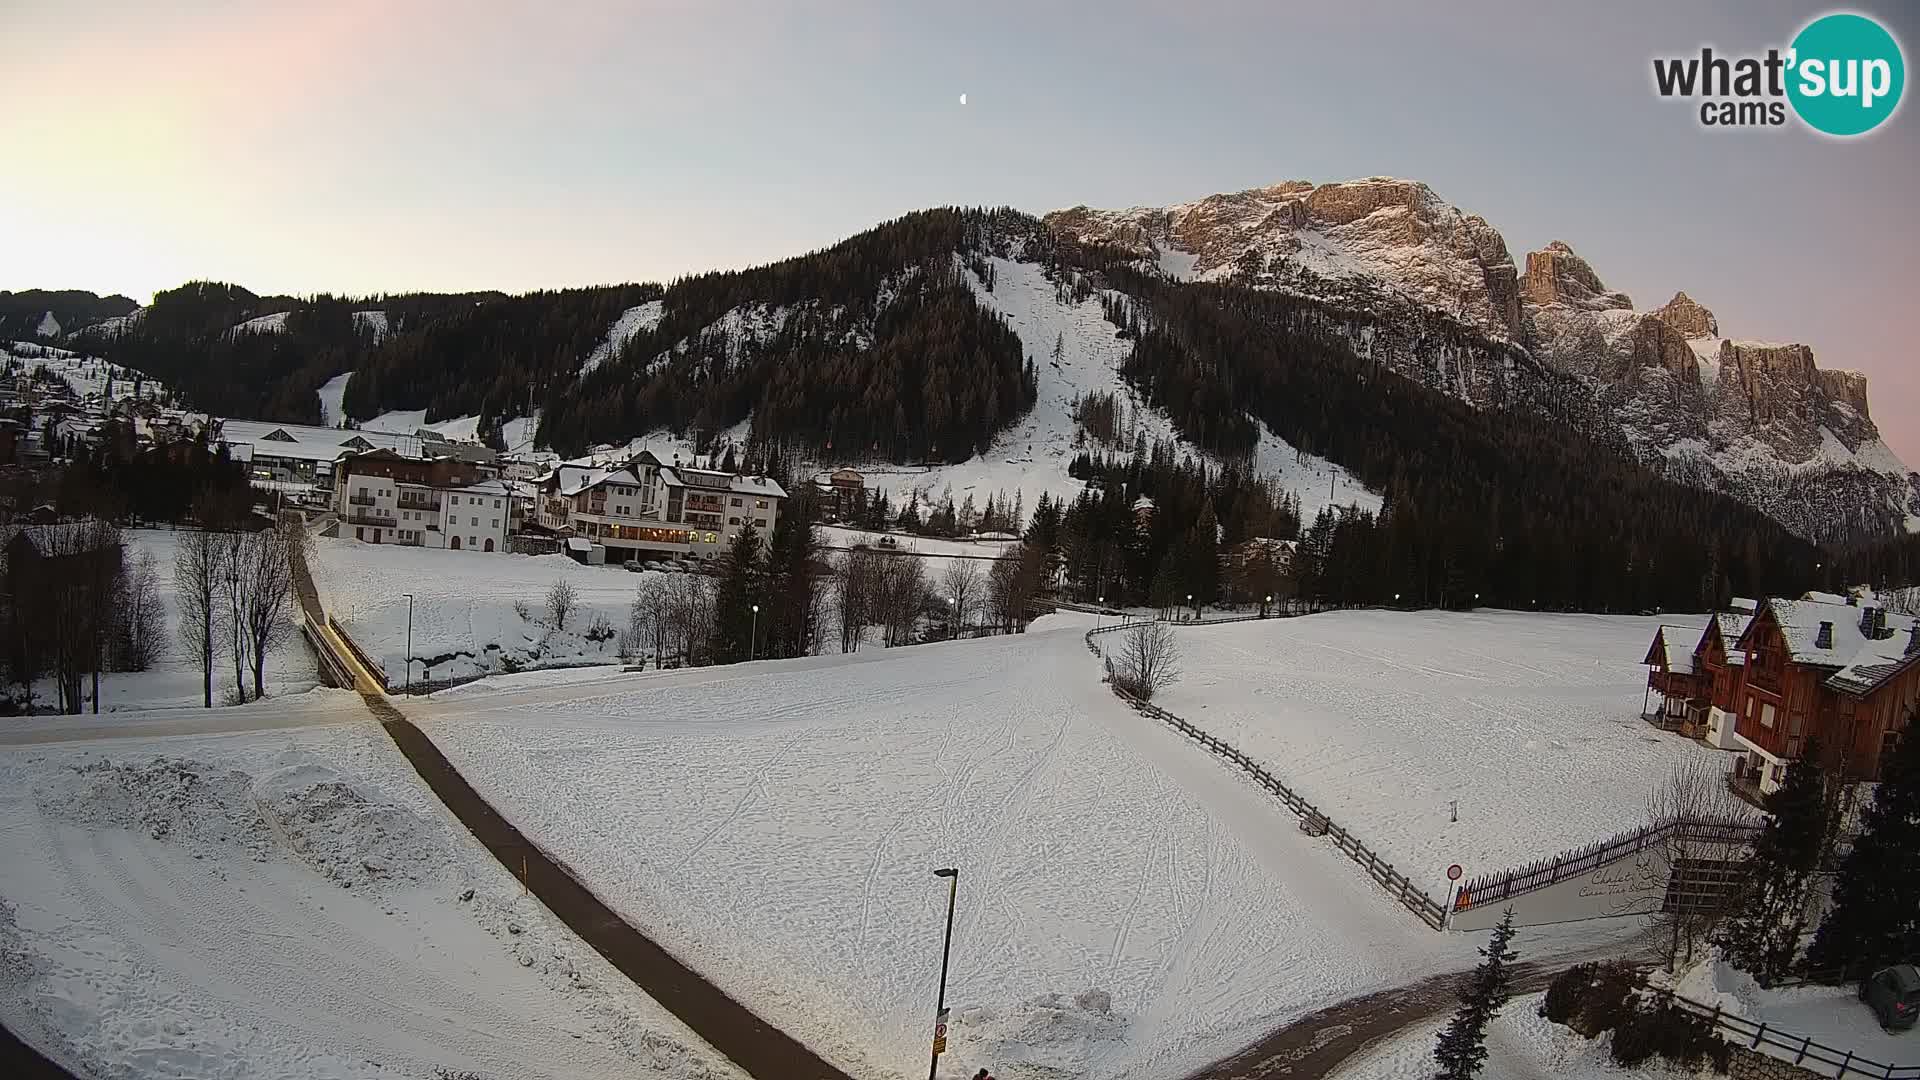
[[750, 603, 760, 661], [402, 592, 414, 690], [1264, 593, 1273, 618], [928, 868, 959, 1080], [1187, 592, 1194, 622], [1098, 595, 1105, 630]]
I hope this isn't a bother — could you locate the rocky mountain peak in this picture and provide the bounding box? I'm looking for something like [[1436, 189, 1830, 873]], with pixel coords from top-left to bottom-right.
[[1519, 241, 1632, 311], [1652, 291, 1719, 338]]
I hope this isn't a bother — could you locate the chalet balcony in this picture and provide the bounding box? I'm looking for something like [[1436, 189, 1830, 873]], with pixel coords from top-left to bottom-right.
[[1727, 768, 1768, 809], [397, 496, 442, 511], [347, 510, 395, 526], [348, 494, 377, 507]]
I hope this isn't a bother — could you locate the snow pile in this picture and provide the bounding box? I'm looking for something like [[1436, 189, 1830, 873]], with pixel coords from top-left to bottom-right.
[[944, 990, 1129, 1079], [1159, 610, 1735, 875], [0, 726, 747, 1079], [310, 537, 643, 683], [415, 619, 1479, 1080], [579, 300, 665, 378]]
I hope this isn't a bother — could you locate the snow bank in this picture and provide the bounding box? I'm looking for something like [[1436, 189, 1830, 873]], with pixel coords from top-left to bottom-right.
[[1159, 610, 1734, 876], [1667, 953, 1917, 1072], [415, 623, 1479, 1080], [1333, 991, 1703, 1080], [0, 726, 743, 1079]]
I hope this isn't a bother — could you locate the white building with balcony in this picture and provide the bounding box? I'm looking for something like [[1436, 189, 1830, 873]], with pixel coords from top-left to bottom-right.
[[534, 450, 785, 562], [333, 448, 512, 552]]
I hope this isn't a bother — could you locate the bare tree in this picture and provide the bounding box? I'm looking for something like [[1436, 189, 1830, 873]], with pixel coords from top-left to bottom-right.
[[987, 544, 1045, 634], [174, 526, 228, 709], [1647, 754, 1750, 970], [835, 548, 879, 653], [115, 547, 167, 671], [219, 529, 251, 701], [629, 575, 667, 668], [239, 526, 296, 700], [877, 557, 928, 647], [943, 559, 981, 637], [1114, 620, 1180, 700], [546, 578, 579, 630], [662, 573, 713, 667]]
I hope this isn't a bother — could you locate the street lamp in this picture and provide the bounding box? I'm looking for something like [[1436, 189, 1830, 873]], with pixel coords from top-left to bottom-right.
[[1264, 593, 1272, 618], [402, 592, 414, 690], [928, 868, 959, 1080], [749, 603, 760, 662], [1098, 595, 1105, 630], [1186, 592, 1194, 621]]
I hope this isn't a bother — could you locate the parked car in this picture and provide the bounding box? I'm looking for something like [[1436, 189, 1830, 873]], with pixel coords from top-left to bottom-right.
[[623, 559, 648, 572], [1860, 964, 1920, 1032]]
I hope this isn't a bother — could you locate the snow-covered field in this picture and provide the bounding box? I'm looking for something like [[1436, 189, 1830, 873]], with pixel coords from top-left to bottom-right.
[[412, 616, 1490, 1080], [309, 537, 650, 684], [1157, 610, 1735, 880], [15, 528, 321, 713], [0, 723, 741, 1080]]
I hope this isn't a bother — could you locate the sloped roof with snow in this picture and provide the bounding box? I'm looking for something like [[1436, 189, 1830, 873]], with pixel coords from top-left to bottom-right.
[[1763, 597, 1883, 667], [1826, 620, 1920, 697], [218, 419, 418, 462], [1653, 625, 1697, 673]]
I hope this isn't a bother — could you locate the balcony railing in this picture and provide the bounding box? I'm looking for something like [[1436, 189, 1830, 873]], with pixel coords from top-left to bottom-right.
[[348, 494, 377, 507], [398, 497, 442, 511], [347, 510, 395, 526]]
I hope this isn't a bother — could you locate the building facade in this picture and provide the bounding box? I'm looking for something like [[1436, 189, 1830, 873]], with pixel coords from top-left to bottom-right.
[[534, 451, 786, 563], [332, 448, 511, 552]]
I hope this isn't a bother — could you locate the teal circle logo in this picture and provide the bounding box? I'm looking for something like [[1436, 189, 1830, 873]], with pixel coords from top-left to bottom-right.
[[1788, 13, 1905, 136]]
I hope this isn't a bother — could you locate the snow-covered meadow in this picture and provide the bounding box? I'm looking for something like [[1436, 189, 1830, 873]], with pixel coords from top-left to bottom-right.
[[307, 537, 655, 685], [1156, 610, 1733, 880], [412, 616, 1488, 1080], [0, 724, 741, 1080]]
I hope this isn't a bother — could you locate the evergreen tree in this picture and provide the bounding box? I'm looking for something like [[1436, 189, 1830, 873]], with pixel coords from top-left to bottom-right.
[[1721, 738, 1830, 983], [1807, 718, 1920, 981], [710, 524, 765, 664], [1433, 909, 1519, 1080], [1186, 499, 1220, 614]]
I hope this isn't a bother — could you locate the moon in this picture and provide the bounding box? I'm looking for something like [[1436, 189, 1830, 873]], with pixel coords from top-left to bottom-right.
[[959, 93, 967, 106]]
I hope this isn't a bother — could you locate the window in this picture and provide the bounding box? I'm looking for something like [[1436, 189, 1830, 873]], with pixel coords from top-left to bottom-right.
[[756, 499, 768, 509], [729, 516, 740, 525], [451, 496, 459, 505], [493, 499, 501, 509], [731, 497, 742, 506], [490, 519, 498, 528], [1760, 703, 1776, 729], [468, 536, 477, 547], [471, 516, 479, 526], [755, 518, 767, 529]]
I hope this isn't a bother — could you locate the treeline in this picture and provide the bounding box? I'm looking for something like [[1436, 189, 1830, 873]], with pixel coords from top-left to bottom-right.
[[542, 207, 1045, 457], [1102, 279, 1818, 610], [18, 422, 256, 527], [1, 520, 163, 714], [0, 289, 138, 340]]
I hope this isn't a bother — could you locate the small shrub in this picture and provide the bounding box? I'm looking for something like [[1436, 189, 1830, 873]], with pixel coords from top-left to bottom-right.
[[1647, 1003, 1728, 1072], [1610, 1007, 1660, 1066], [499, 654, 523, 674], [1541, 963, 1596, 1025], [584, 613, 616, 643], [512, 600, 532, 622]]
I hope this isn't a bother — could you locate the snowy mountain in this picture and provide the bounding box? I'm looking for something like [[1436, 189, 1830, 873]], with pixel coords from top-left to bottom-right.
[[1048, 177, 1917, 541]]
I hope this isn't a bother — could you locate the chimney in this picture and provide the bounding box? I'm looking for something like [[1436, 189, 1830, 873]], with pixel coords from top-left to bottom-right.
[[1908, 621, 1920, 656], [1814, 621, 1834, 650], [1861, 606, 1887, 640], [1846, 593, 1858, 607]]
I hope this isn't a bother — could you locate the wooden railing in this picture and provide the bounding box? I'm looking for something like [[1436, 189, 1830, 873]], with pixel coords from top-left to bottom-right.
[[1652, 985, 1919, 1079], [1086, 620, 1450, 930]]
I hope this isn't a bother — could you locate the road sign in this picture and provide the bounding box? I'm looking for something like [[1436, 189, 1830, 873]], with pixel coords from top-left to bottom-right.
[[932, 1008, 949, 1054], [1447, 864, 1463, 881]]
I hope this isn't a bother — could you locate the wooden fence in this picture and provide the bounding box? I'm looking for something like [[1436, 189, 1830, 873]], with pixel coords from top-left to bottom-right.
[[1653, 986, 1919, 1079], [327, 614, 389, 690], [1085, 622, 1450, 930], [1454, 816, 1764, 913]]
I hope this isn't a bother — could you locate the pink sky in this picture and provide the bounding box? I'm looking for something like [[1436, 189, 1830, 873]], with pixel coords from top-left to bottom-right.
[[2, 0, 1914, 466]]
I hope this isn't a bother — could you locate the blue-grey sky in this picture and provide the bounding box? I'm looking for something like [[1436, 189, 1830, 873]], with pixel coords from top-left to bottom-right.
[[3, 0, 1915, 461]]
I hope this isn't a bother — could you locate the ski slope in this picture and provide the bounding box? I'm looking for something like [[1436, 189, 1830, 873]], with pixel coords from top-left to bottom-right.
[[856, 256, 1377, 524], [316, 371, 352, 427], [1158, 610, 1742, 878], [413, 617, 1482, 1080], [4, 342, 166, 404], [0, 724, 742, 1080]]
